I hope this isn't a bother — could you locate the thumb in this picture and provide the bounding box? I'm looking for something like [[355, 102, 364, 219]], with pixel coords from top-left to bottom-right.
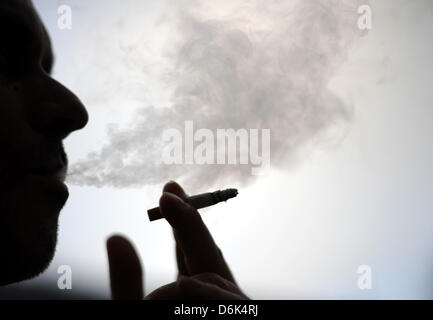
[[106, 235, 144, 300]]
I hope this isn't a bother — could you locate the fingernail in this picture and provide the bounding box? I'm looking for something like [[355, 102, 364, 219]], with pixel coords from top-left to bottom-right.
[[160, 192, 187, 213], [163, 191, 185, 203]]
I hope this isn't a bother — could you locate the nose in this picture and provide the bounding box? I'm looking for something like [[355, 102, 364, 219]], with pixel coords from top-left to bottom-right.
[[28, 75, 89, 140]]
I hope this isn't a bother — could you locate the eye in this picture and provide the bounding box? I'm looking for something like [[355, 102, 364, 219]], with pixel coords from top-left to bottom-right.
[[41, 53, 53, 74], [40, 33, 54, 74]]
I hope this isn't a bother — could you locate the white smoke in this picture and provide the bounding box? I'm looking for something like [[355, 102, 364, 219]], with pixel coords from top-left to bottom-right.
[[67, 0, 365, 192]]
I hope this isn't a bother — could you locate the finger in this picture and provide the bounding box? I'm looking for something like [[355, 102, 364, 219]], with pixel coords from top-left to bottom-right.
[[159, 190, 235, 282], [163, 181, 189, 201], [191, 272, 248, 299], [106, 235, 143, 300], [178, 276, 245, 300], [162, 182, 190, 276], [145, 281, 183, 300], [161, 181, 234, 281], [146, 276, 244, 300], [175, 239, 189, 278]]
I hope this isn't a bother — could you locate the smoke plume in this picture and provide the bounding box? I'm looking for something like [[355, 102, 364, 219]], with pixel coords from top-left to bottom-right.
[[68, 0, 364, 191]]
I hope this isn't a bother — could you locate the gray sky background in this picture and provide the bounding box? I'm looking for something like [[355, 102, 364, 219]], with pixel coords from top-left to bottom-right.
[[12, 0, 433, 299]]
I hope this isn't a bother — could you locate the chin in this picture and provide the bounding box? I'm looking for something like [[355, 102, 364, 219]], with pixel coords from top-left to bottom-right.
[[0, 212, 59, 286], [0, 175, 66, 286], [0, 221, 59, 286]]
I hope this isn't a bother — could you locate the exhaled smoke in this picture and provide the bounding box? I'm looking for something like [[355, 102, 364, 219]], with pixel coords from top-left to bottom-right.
[[67, 0, 365, 192]]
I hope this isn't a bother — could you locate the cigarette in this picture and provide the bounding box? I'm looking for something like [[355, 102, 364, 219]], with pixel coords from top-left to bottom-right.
[[147, 188, 238, 222]]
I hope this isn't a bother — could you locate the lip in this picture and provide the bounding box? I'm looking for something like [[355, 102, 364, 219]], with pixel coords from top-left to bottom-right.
[[29, 160, 65, 176], [27, 164, 69, 198], [29, 166, 66, 180]]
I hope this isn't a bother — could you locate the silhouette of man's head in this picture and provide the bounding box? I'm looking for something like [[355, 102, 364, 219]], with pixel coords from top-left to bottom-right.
[[0, 0, 88, 285]]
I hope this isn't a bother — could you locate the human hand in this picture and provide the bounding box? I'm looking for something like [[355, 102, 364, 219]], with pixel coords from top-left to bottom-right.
[[106, 181, 248, 300]]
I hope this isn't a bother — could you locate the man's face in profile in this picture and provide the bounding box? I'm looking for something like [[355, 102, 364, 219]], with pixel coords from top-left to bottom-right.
[[0, 0, 88, 285]]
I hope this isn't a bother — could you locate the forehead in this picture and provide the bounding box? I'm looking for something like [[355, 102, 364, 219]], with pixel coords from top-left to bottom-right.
[[0, 0, 41, 30], [0, 0, 53, 68]]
